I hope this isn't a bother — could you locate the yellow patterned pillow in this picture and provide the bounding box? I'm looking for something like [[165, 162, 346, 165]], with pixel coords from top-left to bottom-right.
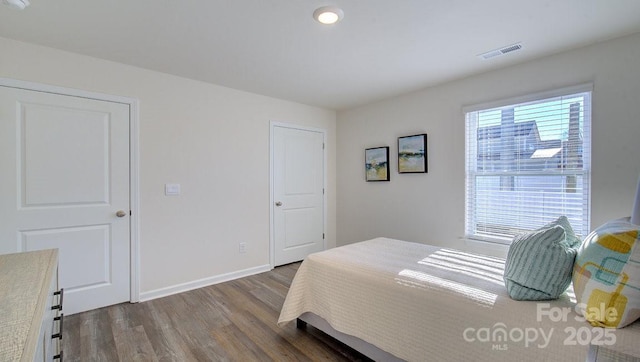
[[572, 218, 640, 328]]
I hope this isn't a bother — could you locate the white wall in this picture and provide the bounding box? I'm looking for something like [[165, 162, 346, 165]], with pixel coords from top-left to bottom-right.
[[337, 32, 640, 257], [0, 37, 337, 297]]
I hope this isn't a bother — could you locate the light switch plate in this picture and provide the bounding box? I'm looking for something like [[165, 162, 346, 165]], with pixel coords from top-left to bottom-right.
[[165, 183, 180, 196]]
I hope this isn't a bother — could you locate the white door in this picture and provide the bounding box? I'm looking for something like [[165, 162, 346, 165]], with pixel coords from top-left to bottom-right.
[[0, 85, 131, 315], [273, 125, 325, 266]]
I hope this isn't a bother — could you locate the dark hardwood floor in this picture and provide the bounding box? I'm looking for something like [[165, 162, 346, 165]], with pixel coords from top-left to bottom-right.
[[62, 262, 372, 361]]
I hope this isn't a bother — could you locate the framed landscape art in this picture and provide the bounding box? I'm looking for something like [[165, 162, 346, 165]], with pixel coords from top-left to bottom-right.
[[365, 147, 390, 181], [398, 134, 427, 173]]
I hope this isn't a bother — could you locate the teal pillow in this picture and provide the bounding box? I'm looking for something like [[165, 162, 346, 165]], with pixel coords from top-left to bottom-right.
[[504, 220, 578, 300], [543, 215, 582, 248]]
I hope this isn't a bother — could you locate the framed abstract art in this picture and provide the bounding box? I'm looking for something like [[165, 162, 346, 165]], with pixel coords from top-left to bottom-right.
[[365, 147, 390, 181], [398, 134, 427, 173]]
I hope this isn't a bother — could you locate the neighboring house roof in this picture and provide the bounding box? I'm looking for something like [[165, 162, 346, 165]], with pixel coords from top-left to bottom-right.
[[477, 121, 538, 140]]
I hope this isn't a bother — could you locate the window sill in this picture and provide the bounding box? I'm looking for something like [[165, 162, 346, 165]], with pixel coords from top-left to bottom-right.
[[460, 237, 510, 259]]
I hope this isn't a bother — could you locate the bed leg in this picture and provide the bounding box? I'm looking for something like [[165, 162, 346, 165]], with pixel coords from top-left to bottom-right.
[[296, 318, 307, 329]]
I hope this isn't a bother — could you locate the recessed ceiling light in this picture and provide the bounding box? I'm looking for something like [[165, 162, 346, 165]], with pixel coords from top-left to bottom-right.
[[2, 0, 30, 10], [313, 6, 344, 25]]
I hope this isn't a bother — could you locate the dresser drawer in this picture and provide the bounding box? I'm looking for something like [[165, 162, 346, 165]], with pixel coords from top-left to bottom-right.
[[0, 249, 61, 361]]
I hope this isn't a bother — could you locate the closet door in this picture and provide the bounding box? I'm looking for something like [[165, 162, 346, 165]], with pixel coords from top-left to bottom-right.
[[0, 85, 131, 314]]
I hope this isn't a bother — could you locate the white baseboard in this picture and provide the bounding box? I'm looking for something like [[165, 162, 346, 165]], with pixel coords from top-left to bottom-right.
[[139, 264, 272, 302]]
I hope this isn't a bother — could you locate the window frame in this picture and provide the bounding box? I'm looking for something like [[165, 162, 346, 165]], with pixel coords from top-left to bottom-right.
[[463, 84, 592, 245]]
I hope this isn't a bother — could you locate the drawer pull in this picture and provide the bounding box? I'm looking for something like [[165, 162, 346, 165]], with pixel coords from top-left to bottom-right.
[[53, 350, 63, 361], [52, 314, 64, 340], [52, 288, 64, 310]]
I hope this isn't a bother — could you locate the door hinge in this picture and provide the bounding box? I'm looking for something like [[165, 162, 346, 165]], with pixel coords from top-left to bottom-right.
[[323, 233, 325, 239], [323, 143, 325, 150]]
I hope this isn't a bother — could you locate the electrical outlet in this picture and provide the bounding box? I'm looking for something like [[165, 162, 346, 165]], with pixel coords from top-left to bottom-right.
[[239, 242, 247, 253]]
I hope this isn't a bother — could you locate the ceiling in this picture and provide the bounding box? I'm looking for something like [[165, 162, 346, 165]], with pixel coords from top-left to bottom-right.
[[1, 1, 640, 111]]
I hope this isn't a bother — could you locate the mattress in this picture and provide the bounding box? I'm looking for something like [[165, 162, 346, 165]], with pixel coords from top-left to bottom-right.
[[278, 237, 640, 361]]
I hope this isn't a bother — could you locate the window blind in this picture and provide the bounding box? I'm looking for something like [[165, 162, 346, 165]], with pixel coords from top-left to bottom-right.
[[465, 88, 591, 244]]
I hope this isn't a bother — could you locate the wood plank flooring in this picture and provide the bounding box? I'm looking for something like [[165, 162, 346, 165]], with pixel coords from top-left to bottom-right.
[[62, 263, 372, 361]]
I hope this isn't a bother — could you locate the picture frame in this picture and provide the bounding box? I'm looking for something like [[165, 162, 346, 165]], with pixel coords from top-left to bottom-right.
[[398, 134, 427, 173], [365, 146, 390, 181]]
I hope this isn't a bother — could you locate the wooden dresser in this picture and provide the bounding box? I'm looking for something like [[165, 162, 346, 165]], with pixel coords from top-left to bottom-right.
[[0, 249, 63, 361]]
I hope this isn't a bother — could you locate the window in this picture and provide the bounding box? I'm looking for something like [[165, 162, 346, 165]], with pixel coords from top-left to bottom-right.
[[465, 85, 591, 244]]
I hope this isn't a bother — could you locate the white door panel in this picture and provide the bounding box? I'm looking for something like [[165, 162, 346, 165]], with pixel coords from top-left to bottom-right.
[[283, 208, 322, 248], [0, 85, 130, 314], [21, 225, 111, 286], [20, 103, 111, 206], [273, 125, 325, 266]]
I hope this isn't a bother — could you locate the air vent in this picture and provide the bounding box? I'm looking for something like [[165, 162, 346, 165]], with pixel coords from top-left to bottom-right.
[[500, 44, 522, 54], [479, 50, 502, 60], [478, 42, 523, 60]]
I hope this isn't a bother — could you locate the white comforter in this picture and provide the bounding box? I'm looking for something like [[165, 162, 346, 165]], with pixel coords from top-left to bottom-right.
[[278, 238, 640, 361]]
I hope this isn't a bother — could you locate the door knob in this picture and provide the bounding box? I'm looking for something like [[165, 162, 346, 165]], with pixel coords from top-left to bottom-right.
[[275, 201, 282, 207], [116, 210, 127, 217]]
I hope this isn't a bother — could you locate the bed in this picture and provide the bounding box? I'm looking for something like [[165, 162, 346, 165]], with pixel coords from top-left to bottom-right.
[[278, 237, 640, 361]]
